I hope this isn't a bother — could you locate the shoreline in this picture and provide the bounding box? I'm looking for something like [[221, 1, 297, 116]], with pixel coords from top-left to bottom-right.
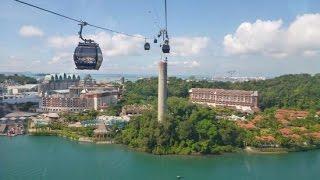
[[20, 133, 320, 155], [244, 146, 289, 154], [28, 129, 114, 144]]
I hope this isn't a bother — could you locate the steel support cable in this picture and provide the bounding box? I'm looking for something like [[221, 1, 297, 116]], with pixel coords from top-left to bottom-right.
[[13, 0, 149, 39]]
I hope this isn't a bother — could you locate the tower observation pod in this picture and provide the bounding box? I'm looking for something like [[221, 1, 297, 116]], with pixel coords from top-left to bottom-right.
[[158, 59, 168, 122]]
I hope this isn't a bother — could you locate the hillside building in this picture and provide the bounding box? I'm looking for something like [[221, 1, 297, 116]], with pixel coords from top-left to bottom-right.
[[189, 88, 259, 112]]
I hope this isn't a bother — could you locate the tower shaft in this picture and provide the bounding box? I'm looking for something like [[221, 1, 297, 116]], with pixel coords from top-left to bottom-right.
[[158, 60, 167, 122]]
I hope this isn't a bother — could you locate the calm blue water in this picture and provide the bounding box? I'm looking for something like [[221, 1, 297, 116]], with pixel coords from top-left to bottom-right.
[[1, 136, 320, 180]]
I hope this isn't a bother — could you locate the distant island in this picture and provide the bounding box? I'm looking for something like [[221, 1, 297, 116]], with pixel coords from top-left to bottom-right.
[[1, 73, 320, 155], [0, 74, 37, 84]]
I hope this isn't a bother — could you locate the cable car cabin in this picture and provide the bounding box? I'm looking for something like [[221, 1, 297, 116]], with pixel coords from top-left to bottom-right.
[[144, 42, 150, 50], [154, 38, 157, 43], [73, 42, 103, 70], [162, 44, 170, 53]]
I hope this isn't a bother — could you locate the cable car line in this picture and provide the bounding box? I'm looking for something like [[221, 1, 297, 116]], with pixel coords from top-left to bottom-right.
[[160, 0, 170, 54], [13, 0, 149, 39], [13, 0, 171, 70]]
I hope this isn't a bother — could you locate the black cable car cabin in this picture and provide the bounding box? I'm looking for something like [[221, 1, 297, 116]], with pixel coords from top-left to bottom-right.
[[162, 43, 170, 53], [73, 42, 103, 70], [144, 42, 150, 50], [73, 22, 103, 70]]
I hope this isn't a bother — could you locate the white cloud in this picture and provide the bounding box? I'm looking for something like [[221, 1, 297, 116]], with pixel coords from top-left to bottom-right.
[[32, 60, 41, 64], [47, 32, 144, 57], [0, 56, 42, 72], [223, 13, 320, 58], [169, 60, 200, 68], [48, 35, 78, 49], [19, 25, 44, 37], [91, 32, 144, 57], [171, 37, 209, 56], [303, 50, 319, 57], [49, 52, 72, 65], [47, 32, 209, 58], [186, 60, 200, 68]]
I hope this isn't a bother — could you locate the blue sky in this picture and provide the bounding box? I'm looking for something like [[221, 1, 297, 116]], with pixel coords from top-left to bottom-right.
[[1, 0, 320, 77]]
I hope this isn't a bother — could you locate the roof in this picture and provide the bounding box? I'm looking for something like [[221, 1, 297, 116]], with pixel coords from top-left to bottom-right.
[[52, 89, 70, 94], [255, 135, 276, 142], [45, 113, 59, 118], [94, 124, 108, 134], [0, 117, 8, 121], [236, 121, 256, 130], [85, 89, 117, 95], [275, 109, 309, 122], [279, 128, 293, 136], [5, 112, 38, 118], [9, 117, 17, 121], [7, 84, 38, 90], [190, 88, 258, 96]]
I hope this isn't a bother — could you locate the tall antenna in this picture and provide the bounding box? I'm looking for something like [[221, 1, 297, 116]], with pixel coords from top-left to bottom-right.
[[165, 0, 168, 32]]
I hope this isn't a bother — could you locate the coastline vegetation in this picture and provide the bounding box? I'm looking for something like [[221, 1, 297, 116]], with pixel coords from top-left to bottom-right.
[[0, 74, 37, 84], [30, 122, 95, 141], [27, 73, 320, 155], [116, 97, 244, 155], [114, 74, 320, 155]]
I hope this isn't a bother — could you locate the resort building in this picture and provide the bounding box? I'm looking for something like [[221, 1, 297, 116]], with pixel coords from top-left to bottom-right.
[[40, 89, 118, 113], [82, 90, 118, 110], [189, 88, 259, 112], [38, 73, 80, 94], [38, 74, 119, 113], [1, 92, 40, 104], [7, 84, 38, 95], [0, 84, 40, 104], [40, 95, 87, 112]]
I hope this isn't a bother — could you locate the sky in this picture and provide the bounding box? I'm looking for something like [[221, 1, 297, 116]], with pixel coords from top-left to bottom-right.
[[1, 0, 320, 77]]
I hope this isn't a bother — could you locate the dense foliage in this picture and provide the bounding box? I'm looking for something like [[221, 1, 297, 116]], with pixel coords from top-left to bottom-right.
[[32, 121, 95, 140], [232, 74, 320, 110], [16, 102, 38, 111], [116, 97, 245, 155], [61, 110, 98, 122], [117, 74, 320, 154], [123, 74, 320, 110], [0, 74, 37, 84]]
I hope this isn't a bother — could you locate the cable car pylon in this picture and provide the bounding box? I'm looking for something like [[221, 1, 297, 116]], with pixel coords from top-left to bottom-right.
[[158, 0, 170, 122]]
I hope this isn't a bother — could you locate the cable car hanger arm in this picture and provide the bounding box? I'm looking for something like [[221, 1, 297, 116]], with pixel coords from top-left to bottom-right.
[[78, 21, 93, 43]]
